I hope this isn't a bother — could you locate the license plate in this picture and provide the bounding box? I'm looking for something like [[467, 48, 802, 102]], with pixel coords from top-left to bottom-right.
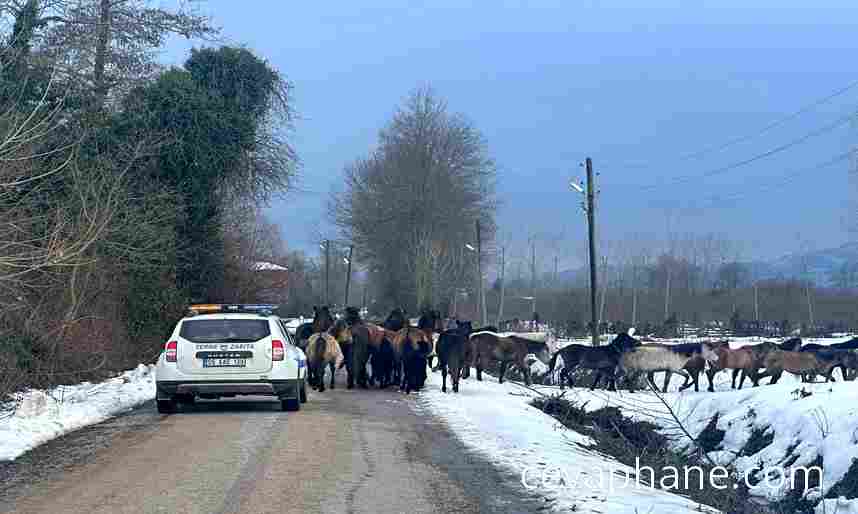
[[203, 358, 247, 368]]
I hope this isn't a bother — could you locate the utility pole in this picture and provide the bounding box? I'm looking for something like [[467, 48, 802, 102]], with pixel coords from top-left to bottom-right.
[[585, 157, 599, 346], [754, 281, 760, 322], [323, 240, 330, 306], [362, 280, 368, 312], [497, 245, 506, 327], [476, 220, 486, 327], [530, 238, 536, 317], [599, 255, 608, 327], [554, 255, 559, 284], [343, 245, 353, 307]]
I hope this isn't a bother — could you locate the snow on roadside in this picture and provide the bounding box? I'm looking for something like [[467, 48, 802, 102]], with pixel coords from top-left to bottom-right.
[[0, 364, 156, 461], [417, 371, 720, 514]]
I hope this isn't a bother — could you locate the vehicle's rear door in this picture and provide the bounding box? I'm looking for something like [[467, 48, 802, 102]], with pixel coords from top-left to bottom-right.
[[176, 316, 274, 375]]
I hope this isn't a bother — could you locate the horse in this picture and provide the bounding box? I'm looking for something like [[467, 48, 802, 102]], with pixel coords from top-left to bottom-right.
[[616, 342, 718, 393], [393, 326, 433, 393], [306, 320, 351, 392], [383, 308, 407, 331], [470, 332, 550, 386], [436, 320, 473, 393], [294, 322, 314, 351], [360, 321, 398, 388], [761, 349, 837, 384], [339, 307, 371, 389], [780, 337, 803, 351], [312, 305, 334, 334], [700, 341, 765, 391], [548, 333, 640, 391], [800, 340, 858, 380]]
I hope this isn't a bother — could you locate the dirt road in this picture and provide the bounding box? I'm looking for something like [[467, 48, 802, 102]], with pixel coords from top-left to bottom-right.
[[0, 386, 548, 514]]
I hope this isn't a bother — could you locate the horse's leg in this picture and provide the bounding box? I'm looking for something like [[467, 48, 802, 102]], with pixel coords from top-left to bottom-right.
[[646, 371, 658, 391], [523, 360, 532, 386], [498, 361, 508, 384], [662, 371, 671, 393], [590, 370, 601, 390], [451, 359, 461, 393], [329, 361, 336, 390], [706, 368, 716, 392], [441, 362, 448, 393], [317, 363, 326, 393]]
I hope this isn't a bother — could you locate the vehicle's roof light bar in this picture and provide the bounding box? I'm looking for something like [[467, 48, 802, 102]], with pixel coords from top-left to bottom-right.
[[187, 304, 279, 316]]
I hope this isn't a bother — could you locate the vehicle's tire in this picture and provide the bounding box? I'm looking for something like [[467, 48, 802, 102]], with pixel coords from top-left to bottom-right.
[[299, 381, 308, 403], [157, 399, 177, 414], [281, 396, 300, 412]]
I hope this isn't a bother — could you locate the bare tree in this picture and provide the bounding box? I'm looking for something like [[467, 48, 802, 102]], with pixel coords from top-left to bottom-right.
[[332, 87, 496, 313], [5, 0, 218, 109]]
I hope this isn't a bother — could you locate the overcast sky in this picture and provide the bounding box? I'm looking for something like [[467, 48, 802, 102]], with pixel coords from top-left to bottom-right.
[[164, 1, 858, 271]]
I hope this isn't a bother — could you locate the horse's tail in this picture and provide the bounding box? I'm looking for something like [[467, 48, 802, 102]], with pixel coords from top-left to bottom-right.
[[549, 349, 561, 374]]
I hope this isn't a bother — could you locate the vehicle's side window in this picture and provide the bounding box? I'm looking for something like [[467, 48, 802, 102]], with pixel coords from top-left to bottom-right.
[[277, 320, 296, 346]]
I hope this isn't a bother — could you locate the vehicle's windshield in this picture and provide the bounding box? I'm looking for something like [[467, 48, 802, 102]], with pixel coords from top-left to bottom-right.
[[179, 319, 270, 343]]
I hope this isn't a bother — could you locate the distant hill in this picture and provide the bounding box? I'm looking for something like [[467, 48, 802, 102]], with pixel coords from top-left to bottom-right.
[[748, 242, 858, 286], [556, 242, 858, 287]]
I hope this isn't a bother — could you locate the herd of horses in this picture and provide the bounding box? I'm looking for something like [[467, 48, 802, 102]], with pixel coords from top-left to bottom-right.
[[294, 305, 858, 395], [294, 305, 551, 394], [550, 332, 858, 393]]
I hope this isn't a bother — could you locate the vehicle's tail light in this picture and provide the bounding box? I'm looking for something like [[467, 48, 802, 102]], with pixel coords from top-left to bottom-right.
[[165, 341, 178, 362], [272, 339, 285, 361]]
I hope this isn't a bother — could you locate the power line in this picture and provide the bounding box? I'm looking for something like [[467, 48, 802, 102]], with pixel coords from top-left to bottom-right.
[[637, 108, 858, 192], [612, 77, 858, 170], [670, 150, 855, 214]]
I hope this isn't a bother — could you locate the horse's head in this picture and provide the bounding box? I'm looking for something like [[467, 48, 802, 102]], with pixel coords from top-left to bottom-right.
[[610, 332, 640, 353], [700, 343, 721, 363], [456, 320, 473, 336], [329, 319, 352, 344], [418, 309, 441, 333], [344, 306, 362, 326]]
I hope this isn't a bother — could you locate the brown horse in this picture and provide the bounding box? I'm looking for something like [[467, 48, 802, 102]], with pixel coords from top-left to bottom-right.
[[312, 305, 334, 334], [393, 326, 433, 393], [364, 322, 398, 387], [470, 332, 544, 386], [702, 341, 763, 391], [306, 320, 350, 392], [761, 349, 837, 384]]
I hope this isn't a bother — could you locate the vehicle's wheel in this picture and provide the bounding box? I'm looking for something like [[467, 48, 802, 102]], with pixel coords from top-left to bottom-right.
[[157, 399, 177, 414], [299, 381, 308, 403], [281, 396, 300, 412]]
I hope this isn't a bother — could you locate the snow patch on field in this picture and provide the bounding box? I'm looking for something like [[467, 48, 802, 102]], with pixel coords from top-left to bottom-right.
[[418, 371, 720, 513], [0, 364, 156, 461]]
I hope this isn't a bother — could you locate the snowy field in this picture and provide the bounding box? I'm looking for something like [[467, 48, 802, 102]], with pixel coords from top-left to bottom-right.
[[419, 371, 721, 514], [536, 334, 858, 512], [0, 364, 156, 461]]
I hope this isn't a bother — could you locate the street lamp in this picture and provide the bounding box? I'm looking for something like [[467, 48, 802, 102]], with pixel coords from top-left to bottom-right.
[[465, 243, 475, 251]]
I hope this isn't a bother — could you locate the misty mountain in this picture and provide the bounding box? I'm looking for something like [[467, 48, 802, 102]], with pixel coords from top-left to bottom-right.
[[747, 242, 858, 286], [555, 242, 858, 287]]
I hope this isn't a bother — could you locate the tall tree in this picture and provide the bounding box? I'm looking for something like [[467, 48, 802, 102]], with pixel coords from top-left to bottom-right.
[[118, 46, 295, 301], [333, 87, 496, 312]]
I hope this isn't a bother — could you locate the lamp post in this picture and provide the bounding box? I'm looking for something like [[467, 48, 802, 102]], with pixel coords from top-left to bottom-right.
[[464, 234, 485, 326]]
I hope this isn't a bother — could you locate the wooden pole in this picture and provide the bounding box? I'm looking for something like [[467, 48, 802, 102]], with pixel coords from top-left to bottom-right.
[[344, 245, 353, 307], [586, 157, 599, 346]]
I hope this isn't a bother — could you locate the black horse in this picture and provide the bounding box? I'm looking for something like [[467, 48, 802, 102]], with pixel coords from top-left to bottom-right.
[[436, 320, 473, 393], [548, 333, 640, 391]]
